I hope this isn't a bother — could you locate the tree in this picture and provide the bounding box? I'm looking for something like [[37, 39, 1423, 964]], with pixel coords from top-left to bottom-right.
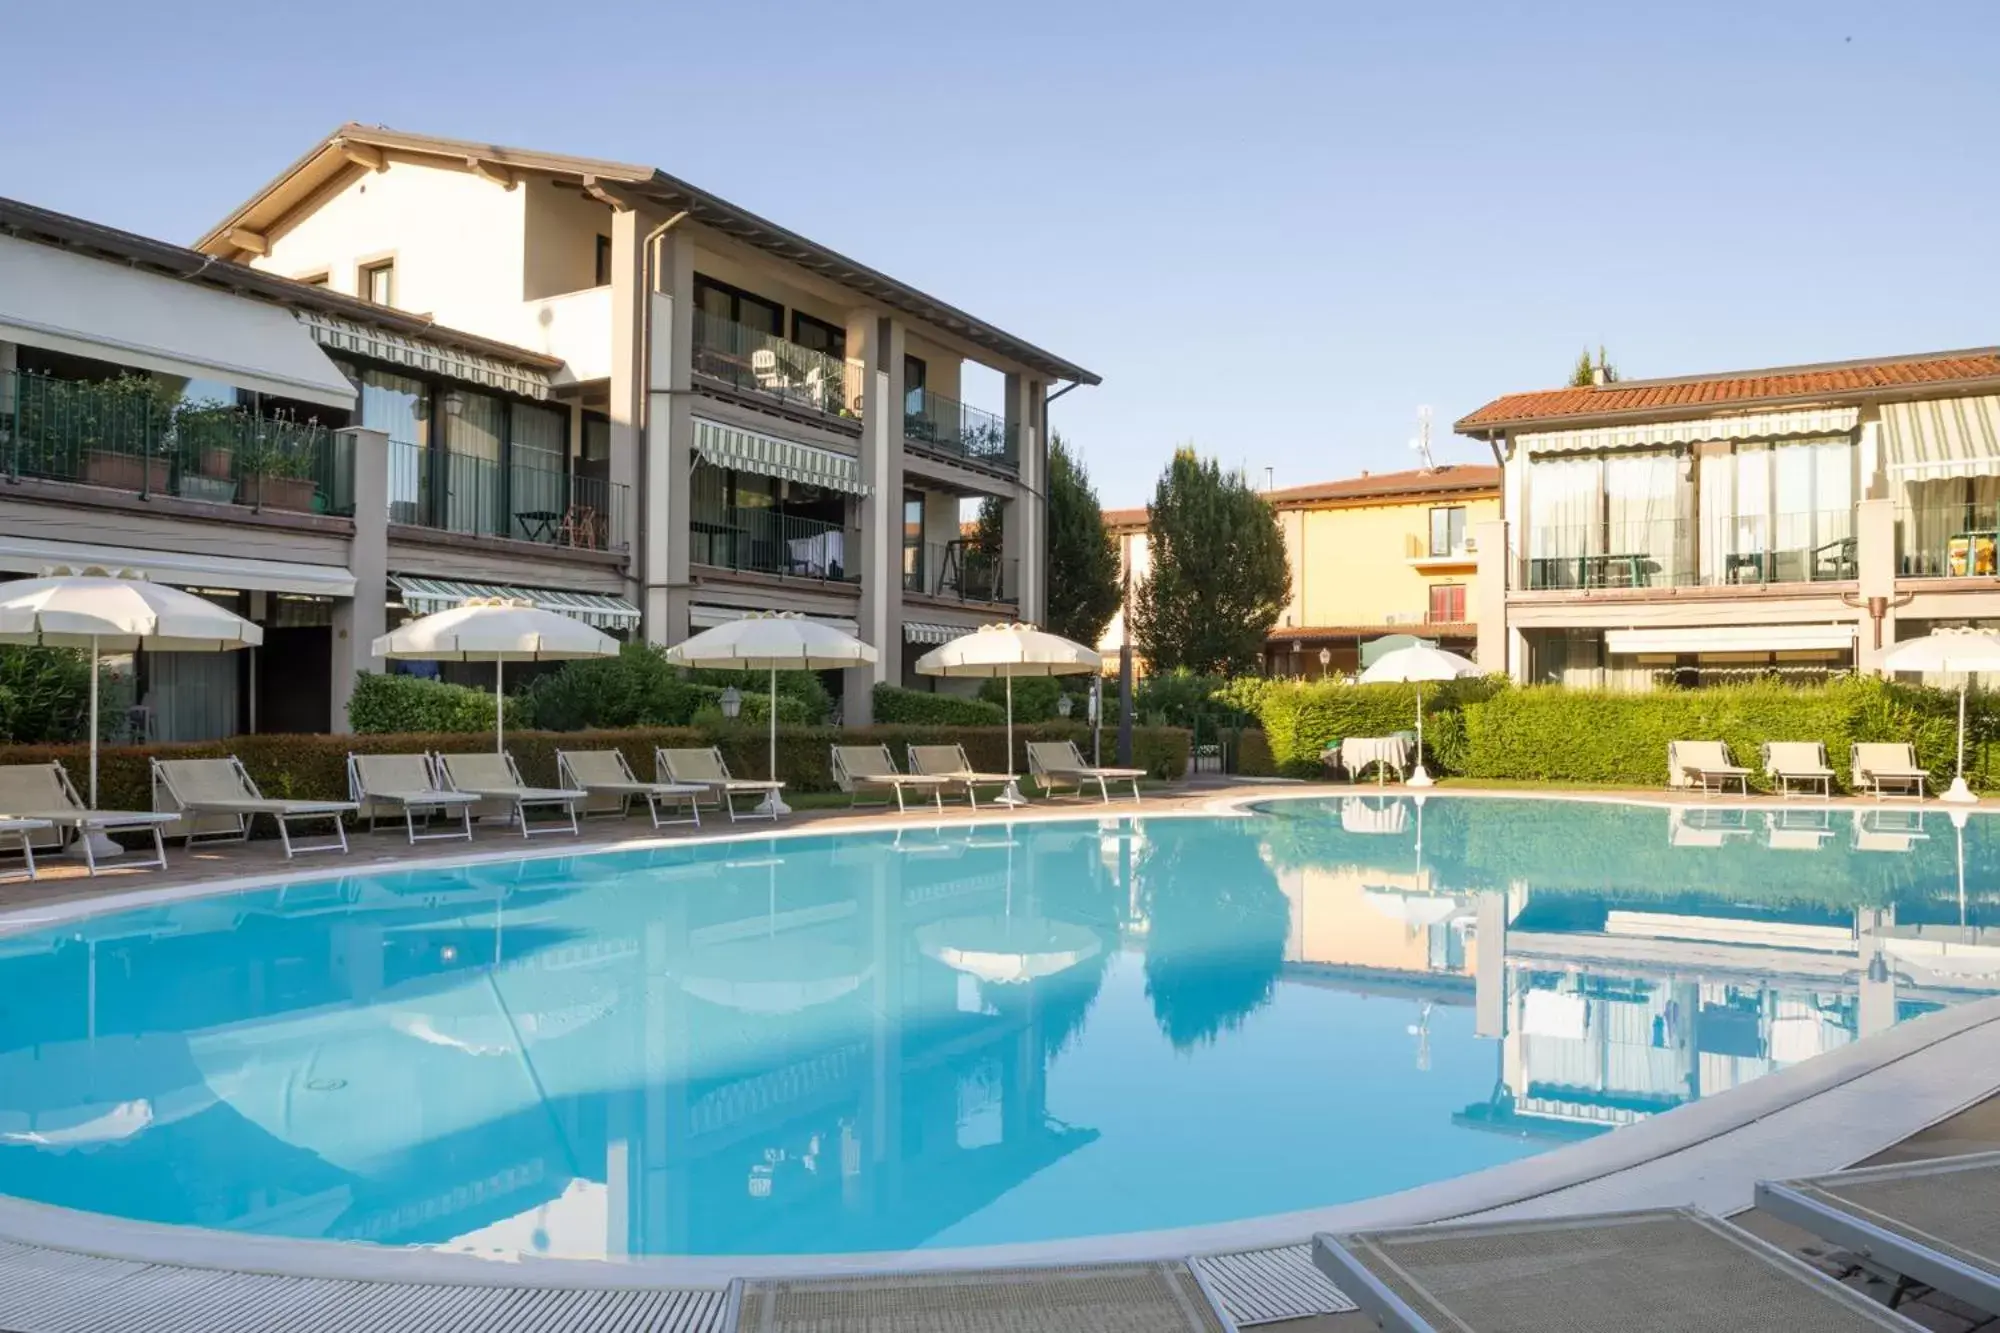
[[1139, 821, 1290, 1050], [1570, 345, 1619, 386], [1043, 434, 1122, 646], [1128, 448, 1290, 676]]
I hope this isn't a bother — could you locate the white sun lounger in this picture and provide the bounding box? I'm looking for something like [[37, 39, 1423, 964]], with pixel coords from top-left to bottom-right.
[[557, 749, 704, 827], [656, 747, 785, 823], [1027, 740, 1144, 803], [151, 757, 355, 858], [1313, 1209, 1922, 1331], [1668, 740, 1752, 797], [1853, 742, 1930, 801], [346, 753, 477, 844], [0, 761, 175, 874], [1764, 740, 1837, 800], [434, 752, 585, 838], [0, 817, 54, 881], [831, 744, 949, 813], [907, 744, 1018, 809]]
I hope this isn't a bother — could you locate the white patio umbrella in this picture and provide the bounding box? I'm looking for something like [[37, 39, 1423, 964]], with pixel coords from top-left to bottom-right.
[[0, 569, 260, 858], [915, 623, 1101, 806], [372, 598, 616, 754], [913, 833, 1101, 983], [1879, 628, 2000, 804], [1358, 643, 1483, 787], [664, 612, 878, 817]]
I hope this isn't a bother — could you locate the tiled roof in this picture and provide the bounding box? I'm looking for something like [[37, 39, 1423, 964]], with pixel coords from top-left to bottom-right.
[[1102, 464, 1497, 530], [1457, 348, 2000, 432], [1102, 506, 1149, 529]]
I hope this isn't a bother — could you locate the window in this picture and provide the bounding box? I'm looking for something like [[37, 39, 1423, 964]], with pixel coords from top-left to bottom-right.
[[360, 260, 395, 307], [904, 490, 926, 589], [296, 271, 330, 288], [1429, 505, 1467, 556], [594, 235, 612, 287], [1696, 437, 1855, 585], [1429, 583, 1467, 624], [692, 274, 781, 334], [904, 354, 928, 417], [793, 311, 846, 359]]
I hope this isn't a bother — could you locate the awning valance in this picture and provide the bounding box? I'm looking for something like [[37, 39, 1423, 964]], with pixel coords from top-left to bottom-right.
[[300, 311, 552, 401], [688, 603, 858, 634], [390, 575, 638, 629], [693, 418, 869, 496], [1520, 406, 1860, 456], [1605, 624, 1855, 656], [1881, 396, 2000, 480], [903, 621, 975, 645], [0, 535, 353, 597], [0, 233, 357, 409]]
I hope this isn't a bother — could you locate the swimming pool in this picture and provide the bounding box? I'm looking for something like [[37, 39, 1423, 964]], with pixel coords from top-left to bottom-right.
[[0, 794, 1993, 1263]]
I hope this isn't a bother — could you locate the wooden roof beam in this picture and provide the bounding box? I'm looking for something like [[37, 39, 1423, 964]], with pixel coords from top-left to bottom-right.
[[581, 176, 633, 211], [225, 227, 268, 256], [467, 158, 518, 190], [335, 139, 387, 172]]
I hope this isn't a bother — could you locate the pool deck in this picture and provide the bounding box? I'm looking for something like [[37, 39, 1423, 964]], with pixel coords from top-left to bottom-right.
[[3, 777, 1999, 1330]]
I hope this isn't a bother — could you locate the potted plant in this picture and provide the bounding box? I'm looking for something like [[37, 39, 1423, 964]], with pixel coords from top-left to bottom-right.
[[79, 375, 174, 493], [240, 427, 319, 512], [172, 400, 241, 503]]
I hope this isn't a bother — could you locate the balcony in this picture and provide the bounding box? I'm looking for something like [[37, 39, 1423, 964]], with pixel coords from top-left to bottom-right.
[[903, 540, 1018, 604], [1897, 501, 1999, 578], [1404, 532, 1477, 568], [388, 441, 628, 550], [904, 389, 1017, 471], [0, 369, 353, 516], [1518, 512, 1855, 591], [690, 311, 858, 423], [691, 507, 859, 582]]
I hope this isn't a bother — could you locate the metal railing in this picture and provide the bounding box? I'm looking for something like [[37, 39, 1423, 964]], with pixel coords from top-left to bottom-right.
[[690, 505, 860, 581], [1518, 512, 1855, 590], [903, 539, 1018, 603], [386, 441, 628, 550], [1896, 502, 2000, 578], [690, 310, 859, 421], [0, 368, 351, 514], [903, 388, 1017, 470]]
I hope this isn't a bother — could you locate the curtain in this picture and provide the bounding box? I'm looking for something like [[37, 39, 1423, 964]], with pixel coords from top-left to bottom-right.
[[146, 651, 240, 742], [1604, 452, 1686, 584], [1526, 458, 1601, 588], [361, 368, 428, 522], [509, 402, 568, 523], [443, 391, 504, 537], [1900, 476, 2000, 577]]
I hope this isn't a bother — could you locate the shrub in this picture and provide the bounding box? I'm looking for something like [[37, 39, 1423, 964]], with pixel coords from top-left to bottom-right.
[[977, 676, 1064, 722], [688, 686, 812, 726], [1134, 669, 1231, 728], [1235, 728, 1276, 776], [347, 672, 502, 734], [872, 684, 1005, 726], [0, 646, 91, 743], [1247, 677, 1487, 777], [516, 643, 696, 731], [687, 667, 832, 724]]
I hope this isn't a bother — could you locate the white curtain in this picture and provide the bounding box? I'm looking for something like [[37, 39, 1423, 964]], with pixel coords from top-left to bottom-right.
[[444, 391, 504, 537], [1604, 452, 1686, 584], [1901, 476, 2000, 577], [146, 651, 240, 742], [1527, 458, 1601, 587]]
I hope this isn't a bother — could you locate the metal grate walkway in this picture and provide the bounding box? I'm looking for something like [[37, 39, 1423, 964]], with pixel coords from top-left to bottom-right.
[[1192, 1242, 1356, 1325]]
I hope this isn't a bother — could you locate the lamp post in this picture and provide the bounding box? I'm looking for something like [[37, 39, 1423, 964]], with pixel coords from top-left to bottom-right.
[[1318, 646, 1332, 679], [1057, 693, 1073, 719], [719, 685, 742, 720]]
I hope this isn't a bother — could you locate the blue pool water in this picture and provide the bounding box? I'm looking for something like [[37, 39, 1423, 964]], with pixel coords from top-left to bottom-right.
[[0, 796, 1995, 1260]]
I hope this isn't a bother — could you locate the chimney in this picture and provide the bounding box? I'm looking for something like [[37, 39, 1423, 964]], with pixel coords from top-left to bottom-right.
[[1591, 364, 1607, 387]]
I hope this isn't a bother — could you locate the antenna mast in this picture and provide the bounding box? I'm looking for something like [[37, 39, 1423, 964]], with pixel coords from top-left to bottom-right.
[[1410, 405, 1436, 470]]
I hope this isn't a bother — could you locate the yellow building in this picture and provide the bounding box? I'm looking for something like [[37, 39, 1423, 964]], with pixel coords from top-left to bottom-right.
[[1098, 463, 1501, 675]]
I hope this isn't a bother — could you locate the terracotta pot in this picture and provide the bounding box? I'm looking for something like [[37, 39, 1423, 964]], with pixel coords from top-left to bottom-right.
[[84, 450, 170, 493], [198, 446, 234, 479], [242, 473, 317, 512]]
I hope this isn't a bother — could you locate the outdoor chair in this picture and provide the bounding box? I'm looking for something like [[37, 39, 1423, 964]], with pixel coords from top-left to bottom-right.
[[0, 761, 175, 874], [906, 744, 1018, 809], [1026, 740, 1145, 803], [1763, 740, 1837, 800], [830, 744, 950, 813], [434, 751, 585, 838], [150, 756, 355, 859], [557, 749, 704, 828], [656, 747, 785, 823], [1853, 742, 1929, 801], [1313, 1208, 1922, 1332], [346, 753, 477, 844], [1667, 740, 1751, 797], [0, 818, 54, 881]]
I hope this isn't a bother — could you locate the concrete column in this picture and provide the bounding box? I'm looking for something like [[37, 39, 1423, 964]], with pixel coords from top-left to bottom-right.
[[1003, 373, 1045, 624], [608, 207, 651, 633], [1473, 518, 1509, 674], [1856, 495, 1898, 673], [330, 427, 389, 732], [845, 311, 905, 723], [644, 226, 696, 645]]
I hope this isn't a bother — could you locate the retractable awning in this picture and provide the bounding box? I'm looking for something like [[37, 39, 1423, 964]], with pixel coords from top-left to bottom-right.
[[903, 621, 976, 645], [0, 536, 353, 597], [390, 576, 639, 629], [1881, 396, 2000, 480], [693, 418, 869, 495], [1519, 406, 1860, 456], [299, 311, 552, 401], [1605, 625, 1855, 655], [0, 233, 357, 409], [687, 603, 858, 635]]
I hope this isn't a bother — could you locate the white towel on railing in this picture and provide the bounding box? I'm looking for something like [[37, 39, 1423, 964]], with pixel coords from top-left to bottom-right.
[[787, 532, 844, 575]]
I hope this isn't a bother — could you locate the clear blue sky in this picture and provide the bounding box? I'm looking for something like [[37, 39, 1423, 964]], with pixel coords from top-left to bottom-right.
[[4, 1, 1995, 506]]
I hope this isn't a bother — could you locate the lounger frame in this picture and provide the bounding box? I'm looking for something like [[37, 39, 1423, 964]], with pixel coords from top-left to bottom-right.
[[0, 819, 51, 881], [151, 757, 351, 859], [1027, 740, 1143, 804], [557, 750, 702, 828], [346, 754, 476, 844], [655, 747, 784, 824], [434, 753, 582, 839], [0, 761, 172, 874]]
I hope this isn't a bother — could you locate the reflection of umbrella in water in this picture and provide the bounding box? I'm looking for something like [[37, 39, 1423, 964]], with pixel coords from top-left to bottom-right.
[[0, 1033, 232, 1152], [914, 826, 1101, 985], [1359, 795, 1462, 932], [676, 855, 871, 1014], [1882, 808, 2000, 980]]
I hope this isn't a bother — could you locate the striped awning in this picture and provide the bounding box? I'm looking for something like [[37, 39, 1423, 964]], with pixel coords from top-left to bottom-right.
[[1882, 396, 2000, 480], [1520, 406, 1859, 456], [300, 311, 553, 401], [688, 603, 858, 634], [1605, 624, 1855, 655], [390, 576, 639, 629], [694, 417, 869, 495], [904, 621, 974, 645]]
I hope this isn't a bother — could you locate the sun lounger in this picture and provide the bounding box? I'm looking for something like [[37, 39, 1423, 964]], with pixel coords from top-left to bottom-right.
[[0, 818, 53, 881], [557, 749, 703, 828], [346, 753, 477, 844], [150, 757, 354, 859], [1313, 1208, 1920, 1332], [1668, 739, 1752, 796], [1768, 807, 1835, 850], [1668, 805, 1752, 847], [1759, 1150, 2000, 1319], [1027, 740, 1145, 803], [831, 744, 949, 813], [1852, 808, 1929, 853], [1853, 742, 1929, 801], [434, 751, 585, 838], [656, 747, 785, 823], [0, 762, 175, 874], [907, 744, 1020, 809], [1764, 740, 1837, 799]]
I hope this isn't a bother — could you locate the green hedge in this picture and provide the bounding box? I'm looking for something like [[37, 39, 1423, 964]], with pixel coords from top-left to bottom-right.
[[1236, 676, 1497, 778], [872, 684, 1006, 726], [347, 672, 503, 734], [0, 723, 1189, 816]]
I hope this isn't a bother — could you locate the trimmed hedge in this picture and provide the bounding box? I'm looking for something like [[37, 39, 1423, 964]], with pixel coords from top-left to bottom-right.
[[872, 684, 1005, 726], [1234, 676, 1498, 778], [0, 723, 1189, 816], [347, 672, 503, 734]]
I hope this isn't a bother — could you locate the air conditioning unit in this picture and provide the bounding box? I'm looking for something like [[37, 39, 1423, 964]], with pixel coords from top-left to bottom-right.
[[1462, 535, 1479, 554], [1385, 611, 1420, 626]]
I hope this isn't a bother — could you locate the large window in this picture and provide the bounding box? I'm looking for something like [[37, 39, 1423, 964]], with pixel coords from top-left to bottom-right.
[[360, 368, 430, 522], [904, 354, 929, 417], [694, 275, 781, 334], [1696, 438, 1854, 584], [443, 390, 505, 536], [1525, 451, 1692, 588], [1428, 506, 1467, 556], [793, 312, 846, 359]]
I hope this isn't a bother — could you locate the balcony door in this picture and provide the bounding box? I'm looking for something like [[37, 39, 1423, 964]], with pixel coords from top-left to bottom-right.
[[1525, 451, 1689, 588], [1697, 438, 1854, 585]]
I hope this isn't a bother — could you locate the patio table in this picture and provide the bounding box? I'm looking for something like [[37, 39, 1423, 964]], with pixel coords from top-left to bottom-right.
[[1340, 736, 1409, 785]]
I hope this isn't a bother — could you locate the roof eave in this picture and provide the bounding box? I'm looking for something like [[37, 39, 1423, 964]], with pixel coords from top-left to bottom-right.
[[1455, 377, 2000, 438]]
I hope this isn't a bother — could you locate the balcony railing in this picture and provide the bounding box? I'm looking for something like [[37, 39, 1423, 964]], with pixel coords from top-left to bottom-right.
[[1518, 512, 1855, 590], [1405, 532, 1474, 561], [0, 368, 352, 515], [903, 540, 1018, 604], [904, 389, 1017, 470], [1896, 503, 2000, 578], [691, 506, 860, 581], [690, 311, 859, 422], [388, 441, 628, 550]]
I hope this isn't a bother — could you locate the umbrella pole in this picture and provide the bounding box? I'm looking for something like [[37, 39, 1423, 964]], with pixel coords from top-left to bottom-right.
[[69, 635, 121, 863], [495, 659, 505, 755], [1407, 680, 1434, 788], [88, 634, 99, 807], [762, 664, 791, 816], [1946, 677, 1978, 804], [998, 674, 1026, 806]]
